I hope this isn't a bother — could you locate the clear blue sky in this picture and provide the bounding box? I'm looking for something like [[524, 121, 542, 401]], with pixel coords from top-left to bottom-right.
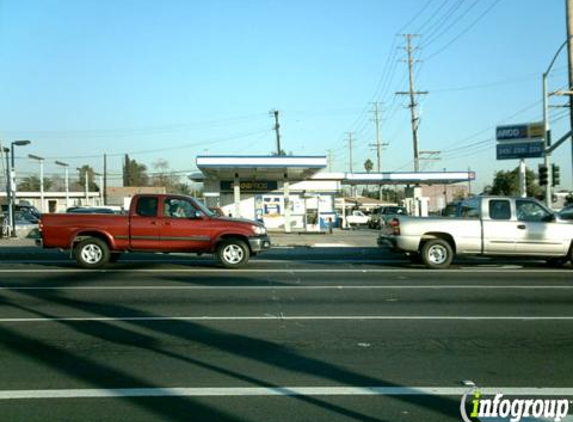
[[0, 0, 571, 191]]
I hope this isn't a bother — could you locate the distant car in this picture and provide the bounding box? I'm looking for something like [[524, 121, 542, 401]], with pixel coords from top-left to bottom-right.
[[2, 211, 39, 238], [368, 206, 408, 229], [344, 210, 370, 228], [208, 207, 225, 217], [1, 204, 41, 219], [2, 210, 39, 224], [558, 205, 573, 221]]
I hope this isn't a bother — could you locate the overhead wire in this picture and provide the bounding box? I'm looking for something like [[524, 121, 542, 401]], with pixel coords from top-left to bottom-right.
[[425, 0, 502, 61], [421, 0, 469, 47]]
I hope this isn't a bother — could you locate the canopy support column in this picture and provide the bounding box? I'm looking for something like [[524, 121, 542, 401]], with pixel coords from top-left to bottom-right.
[[283, 173, 291, 233], [233, 173, 241, 218]]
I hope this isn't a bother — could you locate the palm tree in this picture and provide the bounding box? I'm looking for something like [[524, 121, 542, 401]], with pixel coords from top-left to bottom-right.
[[364, 159, 374, 173]]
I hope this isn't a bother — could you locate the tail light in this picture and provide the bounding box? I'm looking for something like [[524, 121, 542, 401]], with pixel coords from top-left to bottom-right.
[[389, 218, 400, 235]]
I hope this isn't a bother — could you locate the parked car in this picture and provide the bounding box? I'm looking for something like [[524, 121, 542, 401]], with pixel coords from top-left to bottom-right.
[[39, 194, 271, 269], [2, 210, 39, 237], [368, 205, 408, 229], [1, 204, 41, 220], [2, 210, 39, 224], [343, 210, 370, 228], [208, 207, 225, 217], [378, 196, 573, 269]]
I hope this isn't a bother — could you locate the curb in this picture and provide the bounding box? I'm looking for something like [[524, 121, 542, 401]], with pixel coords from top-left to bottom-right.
[[272, 243, 368, 248]]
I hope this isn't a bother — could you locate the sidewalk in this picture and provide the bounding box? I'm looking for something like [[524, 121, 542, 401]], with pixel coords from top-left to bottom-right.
[[269, 228, 378, 248]]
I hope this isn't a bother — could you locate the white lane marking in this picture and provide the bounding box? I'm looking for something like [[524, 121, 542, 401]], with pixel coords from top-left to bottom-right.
[[0, 259, 401, 265], [0, 268, 570, 274], [0, 386, 571, 400], [1, 316, 573, 323], [1, 285, 573, 291]]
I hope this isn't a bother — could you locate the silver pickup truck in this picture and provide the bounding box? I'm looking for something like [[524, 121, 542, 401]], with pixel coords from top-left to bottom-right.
[[378, 196, 573, 269]]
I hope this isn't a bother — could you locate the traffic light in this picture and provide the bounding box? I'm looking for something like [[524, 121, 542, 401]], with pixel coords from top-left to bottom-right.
[[538, 164, 549, 186], [552, 164, 560, 187]]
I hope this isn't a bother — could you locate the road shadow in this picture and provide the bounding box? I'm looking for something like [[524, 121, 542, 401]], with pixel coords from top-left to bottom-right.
[[0, 268, 463, 421]]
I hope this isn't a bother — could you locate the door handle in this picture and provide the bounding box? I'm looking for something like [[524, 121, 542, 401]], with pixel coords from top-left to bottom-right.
[[164, 221, 171, 226], [517, 224, 526, 230], [150, 221, 157, 225]]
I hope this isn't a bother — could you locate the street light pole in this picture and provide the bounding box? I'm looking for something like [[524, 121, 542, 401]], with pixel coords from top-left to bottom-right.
[[55, 161, 70, 210], [28, 154, 45, 213], [10, 140, 31, 237], [542, 36, 573, 207], [2, 147, 10, 237]]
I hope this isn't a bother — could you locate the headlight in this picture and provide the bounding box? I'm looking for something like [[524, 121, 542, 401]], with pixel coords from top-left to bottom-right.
[[252, 225, 266, 235]]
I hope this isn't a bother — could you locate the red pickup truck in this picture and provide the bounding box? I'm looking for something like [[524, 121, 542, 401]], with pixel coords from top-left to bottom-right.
[[38, 194, 271, 269]]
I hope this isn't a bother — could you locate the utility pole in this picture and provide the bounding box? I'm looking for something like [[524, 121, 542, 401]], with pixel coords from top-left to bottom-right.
[[369, 102, 388, 200], [396, 34, 428, 173], [271, 110, 282, 155], [369, 102, 383, 173], [468, 166, 472, 196], [566, 0, 573, 178], [346, 132, 355, 198], [346, 132, 354, 173], [103, 154, 107, 205], [123, 154, 129, 187], [327, 149, 334, 172]]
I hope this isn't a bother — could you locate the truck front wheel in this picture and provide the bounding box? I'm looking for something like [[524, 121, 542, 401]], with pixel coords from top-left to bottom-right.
[[74, 238, 110, 269], [216, 239, 250, 268], [421, 239, 453, 269]]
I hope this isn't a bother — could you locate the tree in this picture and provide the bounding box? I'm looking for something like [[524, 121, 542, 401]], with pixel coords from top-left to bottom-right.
[[174, 182, 192, 195], [76, 165, 99, 191], [123, 155, 149, 186], [491, 167, 542, 198], [364, 159, 374, 173], [17, 175, 53, 191], [380, 187, 405, 204], [150, 159, 181, 192]]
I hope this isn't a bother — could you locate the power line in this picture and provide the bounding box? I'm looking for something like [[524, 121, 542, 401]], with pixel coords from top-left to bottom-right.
[[421, 0, 470, 47], [17, 128, 271, 161], [425, 0, 502, 60], [414, 0, 452, 34], [3, 113, 270, 138]]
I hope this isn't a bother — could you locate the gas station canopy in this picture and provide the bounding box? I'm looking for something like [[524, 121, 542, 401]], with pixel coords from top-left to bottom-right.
[[196, 155, 328, 181], [192, 156, 475, 185], [341, 171, 476, 185]]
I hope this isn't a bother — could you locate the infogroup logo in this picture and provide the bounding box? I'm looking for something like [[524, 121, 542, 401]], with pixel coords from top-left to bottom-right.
[[460, 388, 570, 422]]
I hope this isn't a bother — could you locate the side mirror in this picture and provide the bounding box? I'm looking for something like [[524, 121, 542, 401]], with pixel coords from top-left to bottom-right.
[[190, 210, 207, 219], [542, 214, 556, 223]]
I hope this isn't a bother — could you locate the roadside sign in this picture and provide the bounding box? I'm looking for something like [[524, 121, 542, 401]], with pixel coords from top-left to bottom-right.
[[496, 122, 544, 141], [496, 141, 544, 160], [495, 122, 545, 160]]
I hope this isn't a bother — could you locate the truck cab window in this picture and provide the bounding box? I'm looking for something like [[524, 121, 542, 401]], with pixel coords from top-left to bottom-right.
[[135, 197, 158, 217], [516, 200, 552, 222], [460, 198, 480, 219], [164, 198, 195, 218], [489, 200, 511, 220]]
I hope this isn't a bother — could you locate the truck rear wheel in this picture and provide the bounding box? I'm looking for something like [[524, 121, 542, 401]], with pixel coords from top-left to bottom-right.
[[421, 239, 453, 269], [74, 238, 110, 269], [216, 239, 250, 268]]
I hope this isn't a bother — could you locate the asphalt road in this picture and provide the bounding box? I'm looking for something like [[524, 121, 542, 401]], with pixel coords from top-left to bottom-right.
[[0, 248, 572, 421]]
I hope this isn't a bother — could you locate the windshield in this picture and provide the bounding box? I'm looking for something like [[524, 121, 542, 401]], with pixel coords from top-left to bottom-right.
[[192, 198, 215, 217]]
